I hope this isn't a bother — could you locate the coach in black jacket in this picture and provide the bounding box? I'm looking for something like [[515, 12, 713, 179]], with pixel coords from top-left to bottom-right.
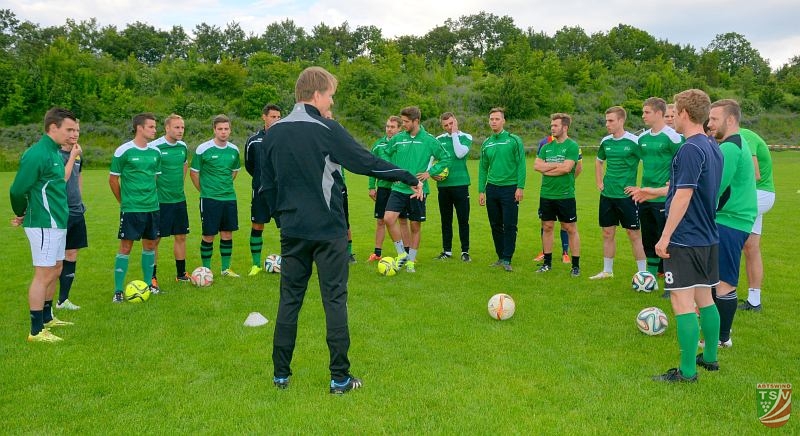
[[260, 66, 423, 394]]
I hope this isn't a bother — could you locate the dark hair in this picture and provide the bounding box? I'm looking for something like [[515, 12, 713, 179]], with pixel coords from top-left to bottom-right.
[[550, 112, 572, 128], [43, 107, 77, 132], [262, 104, 282, 115], [400, 106, 421, 121], [489, 107, 505, 116], [643, 97, 667, 115], [132, 113, 156, 134], [440, 112, 455, 121], [212, 114, 231, 129], [710, 99, 742, 123]]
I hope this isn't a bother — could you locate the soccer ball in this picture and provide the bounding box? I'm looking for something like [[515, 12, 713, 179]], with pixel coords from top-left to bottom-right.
[[632, 271, 657, 292], [191, 266, 214, 287], [125, 280, 151, 303], [377, 257, 397, 276], [264, 254, 282, 274], [435, 167, 449, 181], [488, 293, 515, 320], [636, 307, 669, 335]]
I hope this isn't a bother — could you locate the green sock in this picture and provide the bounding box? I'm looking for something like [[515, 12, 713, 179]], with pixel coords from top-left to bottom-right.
[[250, 229, 263, 267], [699, 304, 721, 363], [114, 254, 129, 292], [676, 313, 699, 378], [142, 250, 155, 285], [201, 240, 213, 269], [220, 239, 233, 271], [646, 257, 660, 276], [347, 240, 353, 255]]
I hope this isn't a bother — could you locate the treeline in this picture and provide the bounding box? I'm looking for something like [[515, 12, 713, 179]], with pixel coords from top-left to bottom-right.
[[1, 9, 799, 168]]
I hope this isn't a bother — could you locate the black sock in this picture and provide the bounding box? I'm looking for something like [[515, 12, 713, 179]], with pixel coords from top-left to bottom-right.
[[716, 290, 738, 342], [572, 256, 580, 268], [404, 246, 409, 253], [30, 310, 44, 335], [176, 259, 186, 277], [152, 264, 158, 280], [543, 253, 552, 267], [43, 300, 53, 323], [59, 260, 76, 304], [374, 248, 382, 256]]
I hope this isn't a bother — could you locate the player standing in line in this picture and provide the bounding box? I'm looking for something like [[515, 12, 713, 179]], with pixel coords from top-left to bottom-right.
[[367, 116, 412, 261], [738, 128, 775, 312], [433, 112, 473, 262], [109, 113, 162, 302], [261, 66, 423, 393], [533, 113, 581, 276], [56, 120, 87, 310], [244, 104, 282, 276], [590, 106, 647, 279], [478, 108, 526, 272], [664, 103, 676, 129], [150, 114, 191, 286], [534, 134, 583, 264], [625, 98, 683, 297], [704, 99, 757, 348], [190, 115, 242, 277], [634, 89, 722, 383], [382, 106, 451, 273], [10, 108, 79, 341]]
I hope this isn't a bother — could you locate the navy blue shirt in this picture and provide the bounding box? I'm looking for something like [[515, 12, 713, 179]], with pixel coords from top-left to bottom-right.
[[665, 133, 722, 247]]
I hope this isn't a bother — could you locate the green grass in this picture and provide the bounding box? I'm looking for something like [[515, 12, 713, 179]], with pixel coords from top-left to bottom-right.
[[1, 153, 798, 434]]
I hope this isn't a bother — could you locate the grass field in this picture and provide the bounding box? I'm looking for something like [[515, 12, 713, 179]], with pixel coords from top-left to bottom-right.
[[1, 152, 798, 434]]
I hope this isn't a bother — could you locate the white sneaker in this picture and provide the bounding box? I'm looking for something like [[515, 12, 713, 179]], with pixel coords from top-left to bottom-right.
[[589, 271, 614, 280], [56, 299, 81, 310], [698, 338, 733, 348]]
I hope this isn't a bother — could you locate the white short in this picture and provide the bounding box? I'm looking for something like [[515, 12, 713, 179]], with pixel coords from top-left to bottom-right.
[[25, 228, 67, 267], [751, 190, 776, 235]]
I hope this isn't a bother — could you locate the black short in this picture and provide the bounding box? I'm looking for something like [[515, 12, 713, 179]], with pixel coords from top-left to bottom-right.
[[200, 198, 238, 236], [159, 201, 190, 237], [65, 214, 88, 250], [385, 190, 426, 222], [374, 187, 406, 220], [663, 245, 719, 291], [250, 189, 272, 224], [718, 224, 749, 287], [342, 187, 350, 229], [598, 195, 640, 229], [538, 197, 577, 223], [638, 201, 666, 254], [118, 211, 160, 241]]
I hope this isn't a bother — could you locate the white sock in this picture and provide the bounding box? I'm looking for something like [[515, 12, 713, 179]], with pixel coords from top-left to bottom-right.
[[408, 249, 418, 262], [603, 257, 614, 274], [636, 259, 647, 272], [748, 288, 761, 306], [394, 240, 405, 257]]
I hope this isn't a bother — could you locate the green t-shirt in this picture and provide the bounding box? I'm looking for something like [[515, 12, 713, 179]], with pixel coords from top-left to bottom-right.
[[478, 130, 526, 192], [110, 141, 162, 213], [386, 126, 451, 195], [717, 134, 757, 233], [597, 131, 640, 198], [637, 126, 683, 202], [9, 134, 68, 228], [150, 136, 188, 204], [369, 136, 393, 190], [538, 137, 580, 199], [190, 139, 241, 201], [739, 128, 774, 193], [435, 131, 472, 187]]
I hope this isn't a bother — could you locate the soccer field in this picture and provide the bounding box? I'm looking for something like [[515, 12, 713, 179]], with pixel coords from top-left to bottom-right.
[[1, 152, 798, 434]]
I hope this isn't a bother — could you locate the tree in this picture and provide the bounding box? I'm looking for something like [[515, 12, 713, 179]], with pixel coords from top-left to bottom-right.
[[553, 26, 591, 58], [606, 24, 659, 61], [121, 21, 168, 65], [193, 23, 224, 63], [706, 32, 770, 80], [263, 19, 309, 62]]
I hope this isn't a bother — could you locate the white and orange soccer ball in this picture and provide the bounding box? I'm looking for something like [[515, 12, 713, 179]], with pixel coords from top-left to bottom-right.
[[632, 271, 657, 292], [636, 307, 668, 335], [488, 293, 515, 320], [191, 267, 214, 287], [264, 254, 282, 274]]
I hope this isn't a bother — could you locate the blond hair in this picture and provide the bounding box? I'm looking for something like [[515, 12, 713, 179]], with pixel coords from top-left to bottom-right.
[[605, 106, 626, 120], [674, 89, 711, 124], [295, 66, 338, 102]]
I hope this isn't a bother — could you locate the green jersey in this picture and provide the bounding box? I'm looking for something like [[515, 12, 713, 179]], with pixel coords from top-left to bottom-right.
[[717, 134, 757, 233], [386, 126, 450, 195], [368, 136, 393, 190], [538, 137, 580, 199], [9, 134, 68, 228], [150, 136, 188, 204], [190, 139, 241, 201], [478, 130, 526, 192], [739, 128, 774, 193], [435, 131, 472, 187], [110, 141, 161, 213], [597, 132, 640, 198], [638, 126, 683, 202]]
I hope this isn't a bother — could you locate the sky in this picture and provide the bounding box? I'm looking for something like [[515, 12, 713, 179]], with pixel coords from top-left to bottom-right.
[[5, 0, 799, 69]]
